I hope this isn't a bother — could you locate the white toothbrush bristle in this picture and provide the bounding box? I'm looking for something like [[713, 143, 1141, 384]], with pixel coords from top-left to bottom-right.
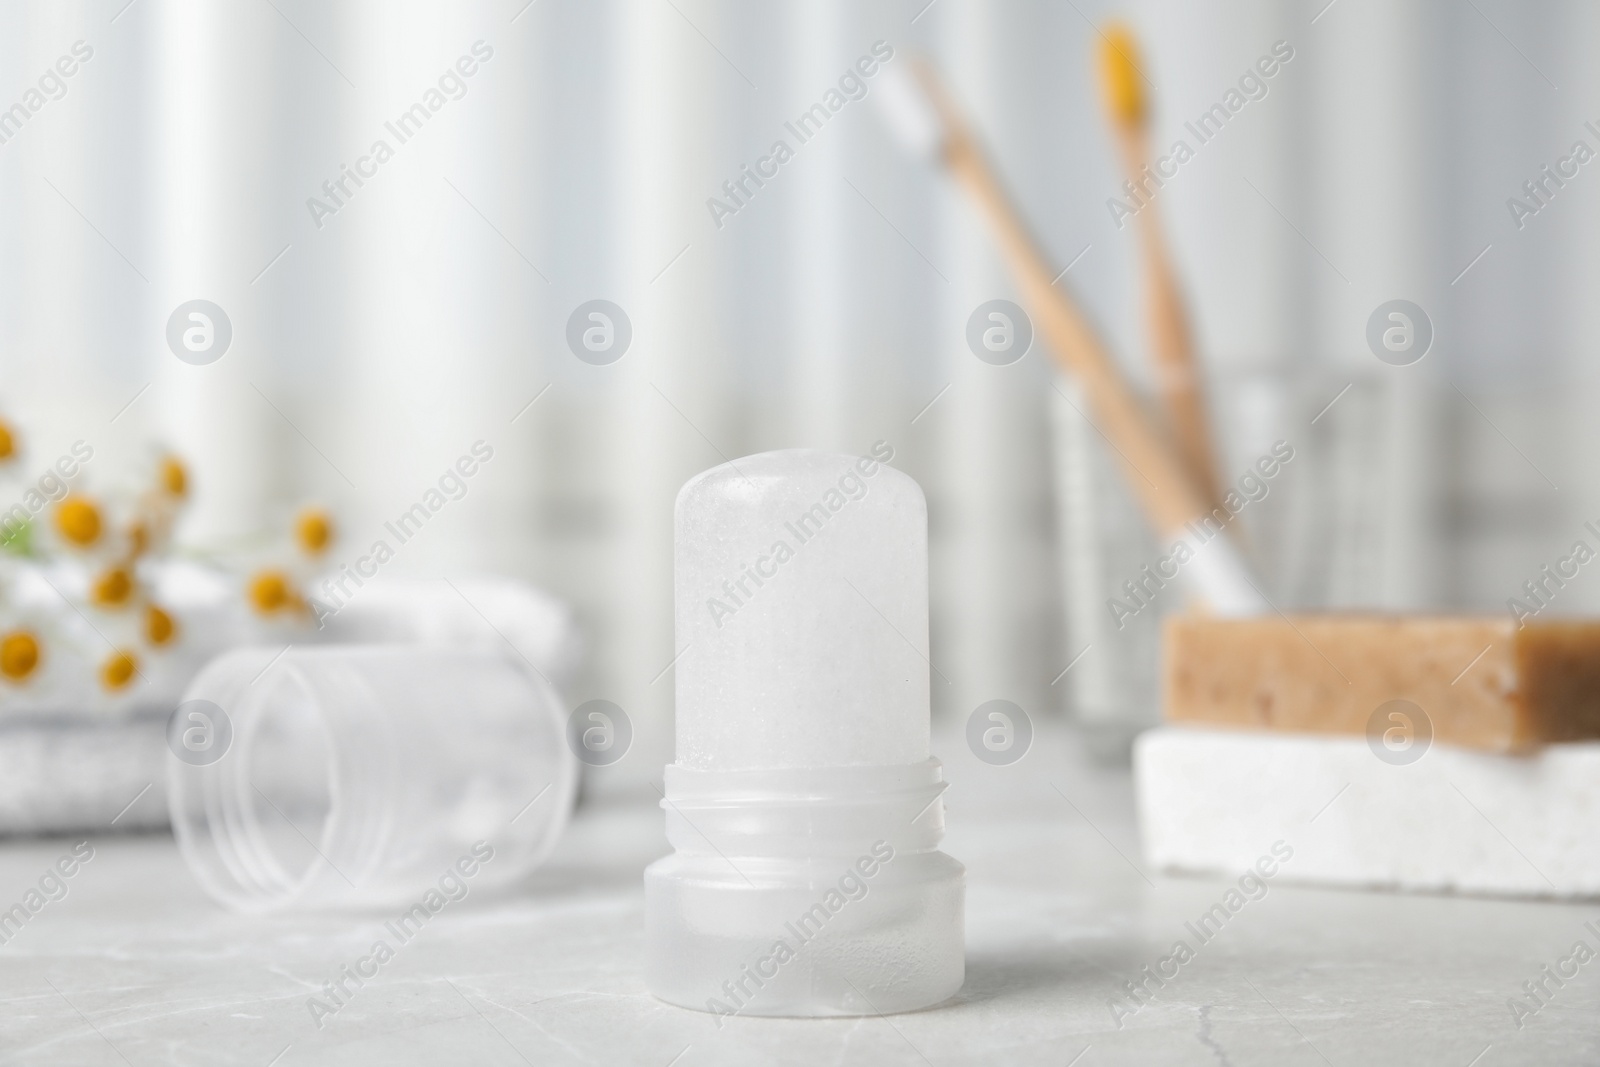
[[875, 61, 945, 159]]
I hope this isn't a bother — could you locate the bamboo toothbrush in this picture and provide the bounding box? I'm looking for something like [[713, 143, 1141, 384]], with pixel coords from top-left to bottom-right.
[[875, 57, 1266, 616], [877, 54, 1600, 761], [1096, 23, 1225, 512]]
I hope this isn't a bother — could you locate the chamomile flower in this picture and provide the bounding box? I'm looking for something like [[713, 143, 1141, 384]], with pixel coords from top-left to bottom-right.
[[0, 629, 40, 682], [90, 565, 136, 609], [247, 568, 299, 615], [295, 507, 335, 556], [144, 602, 177, 647], [99, 648, 139, 692], [158, 454, 187, 499], [242, 505, 339, 634], [55, 494, 102, 549]]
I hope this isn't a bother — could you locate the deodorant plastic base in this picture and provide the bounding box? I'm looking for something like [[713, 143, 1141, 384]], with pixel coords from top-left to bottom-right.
[[644, 761, 964, 1017]]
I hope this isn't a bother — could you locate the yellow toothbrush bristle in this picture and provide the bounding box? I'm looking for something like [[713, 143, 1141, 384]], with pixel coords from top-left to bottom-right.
[[1098, 23, 1147, 128]]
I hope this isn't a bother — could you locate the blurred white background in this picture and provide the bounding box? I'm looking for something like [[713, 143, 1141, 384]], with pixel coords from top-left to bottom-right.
[[1, 0, 1594, 780]]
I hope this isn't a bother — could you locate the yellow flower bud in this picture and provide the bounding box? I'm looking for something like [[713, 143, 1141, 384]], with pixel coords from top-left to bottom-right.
[[295, 508, 334, 555], [0, 631, 39, 681], [146, 604, 177, 646], [160, 455, 188, 498], [91, 567, 135, 608], [101, 649, 138, 690], [56, 496, 102, 547], [248, 570, 294, 614], [127, 519, 150, 558]]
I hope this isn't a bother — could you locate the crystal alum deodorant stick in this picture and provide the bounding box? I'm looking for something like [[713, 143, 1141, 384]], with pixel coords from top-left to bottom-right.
[[645, 446, 964, 1017]]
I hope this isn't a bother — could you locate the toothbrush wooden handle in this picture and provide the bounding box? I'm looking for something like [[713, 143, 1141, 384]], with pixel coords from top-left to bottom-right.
[[910, 61, 1262, 613], [1117, 130, 1226, 510]]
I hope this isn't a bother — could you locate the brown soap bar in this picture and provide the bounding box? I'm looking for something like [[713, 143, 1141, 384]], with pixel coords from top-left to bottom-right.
[[1163, 614, 1600, 752]]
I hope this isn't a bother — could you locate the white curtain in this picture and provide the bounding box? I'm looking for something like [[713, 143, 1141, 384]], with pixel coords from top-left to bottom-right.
[[0, 0, 1590, 791]]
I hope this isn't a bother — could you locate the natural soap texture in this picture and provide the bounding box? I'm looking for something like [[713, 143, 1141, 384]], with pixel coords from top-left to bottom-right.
[[674, 448, 930, 771], [1164, 614, 1600, 751]]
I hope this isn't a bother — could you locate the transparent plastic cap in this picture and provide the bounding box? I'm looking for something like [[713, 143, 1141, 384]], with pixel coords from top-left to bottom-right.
[[166, 645, 577, 913]]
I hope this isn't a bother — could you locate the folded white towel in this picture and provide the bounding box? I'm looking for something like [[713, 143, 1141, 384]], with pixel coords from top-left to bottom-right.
[[0, 570, 581, 836]]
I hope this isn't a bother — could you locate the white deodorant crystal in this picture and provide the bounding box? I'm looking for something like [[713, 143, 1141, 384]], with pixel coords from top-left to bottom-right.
[[673, 445, 929, 771], [647, 446, 963, 1018]]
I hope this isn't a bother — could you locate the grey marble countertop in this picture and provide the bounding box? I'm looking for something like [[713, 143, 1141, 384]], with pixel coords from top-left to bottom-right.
[[1, 722, 1596, 1066]]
